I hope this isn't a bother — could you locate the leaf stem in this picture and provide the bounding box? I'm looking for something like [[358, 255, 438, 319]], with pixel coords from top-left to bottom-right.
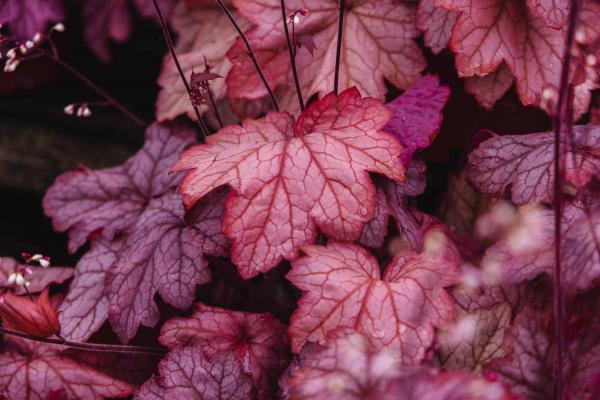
[[213, 0, 279, 111], [552, 1, 580, 399], [0, 326, 166, 357], [151, 0, 209, 140], [334, 0, 346, 94], [206, 87, 224, 129], [280, 0, 304, 111], [36, 48, 147, 127]]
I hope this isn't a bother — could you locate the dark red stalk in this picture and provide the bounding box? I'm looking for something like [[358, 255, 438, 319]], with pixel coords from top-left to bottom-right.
[[151, 0, 209, 140], [333, 0, 346, 94], [0, 326, 166, 357], [36, 48, 146, 127], [552, 1, 580, 399], [206, 87, 224, 128], [213, 0, 279, 111], [279, 0, 304, 111]]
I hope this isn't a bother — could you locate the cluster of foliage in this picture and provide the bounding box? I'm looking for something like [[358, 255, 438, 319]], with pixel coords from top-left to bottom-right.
[[1, 0, 600, 399]]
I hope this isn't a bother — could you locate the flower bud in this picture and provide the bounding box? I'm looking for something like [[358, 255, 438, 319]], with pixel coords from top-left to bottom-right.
[[0, 288, 61, 337]]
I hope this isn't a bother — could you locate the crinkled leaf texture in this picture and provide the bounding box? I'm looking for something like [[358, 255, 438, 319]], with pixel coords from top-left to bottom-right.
[[135, 346, 252, 400], [485, 301, 600, 400], [436, 0, 594, 114], [384, 75, 450, 164], [482, 193, 600, 293], [58, 237, 124, 342], [0, 257, 72, 295], [156, 0, 250, 121], [227, 0, 425, 114], [286, 240, 458, 363], [43, 123, 195, 253], [466, 125, 600, 204], [82, 0, 176, 62], [281, 330, 514, 399], [106, 189, 228, 342], [0, 338, 135, 400], [0, 0, 63, 41], [159, 303, 290, 399], [416, 0, 458, 55], [175, 89, 404, 279]]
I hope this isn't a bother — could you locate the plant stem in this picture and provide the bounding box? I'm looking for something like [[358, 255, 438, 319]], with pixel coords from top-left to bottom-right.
[[552, 1, 580, 399], [206, 87, 224, 128], [279, 0, 304, 111], [0, 326, 166, 357], [151, 0, 209, 140], [213, 0, 279, 111], [36, 48, 146, 127], [334, 0, 346, 94]]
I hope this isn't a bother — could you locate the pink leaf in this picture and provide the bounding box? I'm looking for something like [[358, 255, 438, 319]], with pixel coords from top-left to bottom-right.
[[106, 190, 228, 342], [156, 1, 250, 121], [135, 346, 252, 400], [439, 171, 488, 236], [43, 123, 195, 253], [526, 0, 570, 29], [384, 75, 450, 164], [416, 0, 458, 55], [0, 338, 135, 400], [227, 0, 425, 114], [0, 257, 73, 295], [464, 63, 515, 110], [159, 303, 290, 399], [174, 89, 404, 279], [0, 0, 63, 41], [466, 125, 600, 204], [58, 237, 125, 342], [286, 241, 458, 362]]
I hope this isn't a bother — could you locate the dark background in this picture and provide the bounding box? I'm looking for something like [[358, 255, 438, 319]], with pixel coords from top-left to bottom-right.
[[0, 3, 555, 268]]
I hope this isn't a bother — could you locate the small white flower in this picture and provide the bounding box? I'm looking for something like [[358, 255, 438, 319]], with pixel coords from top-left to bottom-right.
[[52, 23, 65, 32], [33, 33, 42, 43], [6, 48, 16, 59], [64, 104, 75, 115], [25, 40, 35, 49], [39, 258, 51, 268], [4, 59, 20, 72], [8, 272, 27, 286]]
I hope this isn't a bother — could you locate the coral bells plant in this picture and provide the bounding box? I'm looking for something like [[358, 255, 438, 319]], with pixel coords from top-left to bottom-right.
[[1, 0, 600, 398]]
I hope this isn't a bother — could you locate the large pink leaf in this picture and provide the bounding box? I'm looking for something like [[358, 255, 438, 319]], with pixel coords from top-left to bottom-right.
[[43, 123, 195, 253], [466, 125, 600, 204], [416, 0, 458, 55], [384, 75, 450, 164], [436, 0, 593, 114], [135, 346, 252, 400], [156, 1, 250, 121], [359, 159, 431, 250], [0, 0, 63, 41], [482, 194, 600, 293], [227, 0, 425, 114], [159, 303, 289, 399], [174, 89, 404, 279], [286, 241, 458, 362], [0, 258, 73, 295], [58, 237, 124, 342], [106, 190, 228, 342], [0, 338, 135, 400]]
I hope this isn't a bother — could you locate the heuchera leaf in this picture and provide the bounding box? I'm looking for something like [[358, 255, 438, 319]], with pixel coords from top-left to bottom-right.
[[82, 0, 176, 62], [159, 303, 290, 399], [43, 123, 195, 253], [227, 0, 425, 114], [0, 0, 64, 41], [485, 302, 600, 400], [0, 338, 135, 400], [0, 288, 61, 338], [384, 75, 450, 165], [156, 0, 250, 121], [482, 194, 600, 293], [106, 189, 228, 342], [464, 63, 514, 110], [286, 241, 458, 362], [436, 0, 593, 114], [0, 257, 73, 295], [416, 0, 458, 55], [466, 125, 600, 204], [439, 172, 488, 236], [359, 159, 427, 250], [135, 346, 252, 400], [174, 89, 404, 279], [58, 237, 125, 342]]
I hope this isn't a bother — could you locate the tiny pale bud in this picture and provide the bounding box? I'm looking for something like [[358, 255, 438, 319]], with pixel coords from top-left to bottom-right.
[[15, 273, 26, 286], [30, 254, 43, 261], [7, 273, 18, 285], [25, 40, 34, 49], [6, 48, 16, 59], [19, 44, 27, 54], [39, 258, 51, 268], [81, 106, 92, 117], [575, 30, 586, 44], [53, 23, 65, 32], [586, 54, 597, 67], [33, 32, 42, 43], [64, 104, 75, 115], [4, 59, 19, 72]]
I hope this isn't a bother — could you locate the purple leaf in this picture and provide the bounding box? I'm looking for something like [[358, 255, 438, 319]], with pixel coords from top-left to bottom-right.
[[385, 74, 450, 164], [43, 123, 196, 253], [106, 189, 228, 343], [466, 125, 600, 204], [0, 0, 64, 41]]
